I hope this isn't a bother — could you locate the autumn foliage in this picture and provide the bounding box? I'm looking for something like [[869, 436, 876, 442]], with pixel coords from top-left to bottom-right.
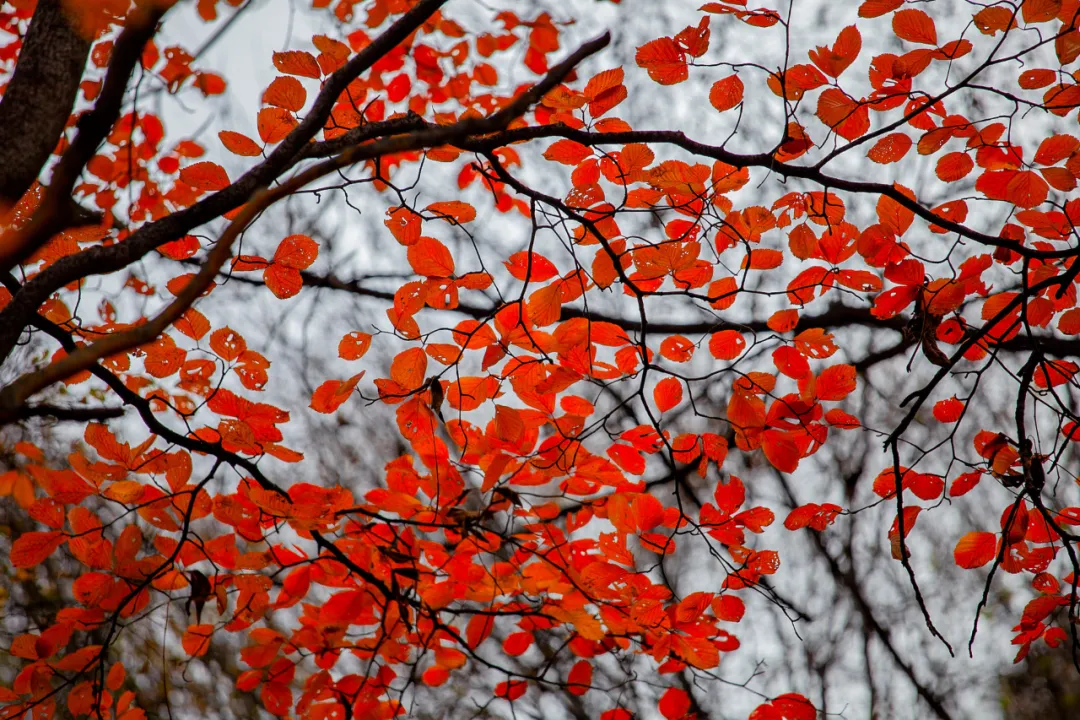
[[1, 0, 1080, 718]]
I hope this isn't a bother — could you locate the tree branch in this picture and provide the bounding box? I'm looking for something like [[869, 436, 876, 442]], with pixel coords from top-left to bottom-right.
[[0, 2, 170, 273], [0, 32, 612, 415], [0, 0, 90, 207], [13, 403, 124, 422], [0, 0, 452, 363]]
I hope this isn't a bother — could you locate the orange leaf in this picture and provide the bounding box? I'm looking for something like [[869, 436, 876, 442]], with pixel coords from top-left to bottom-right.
[[408, 237, 456, 278], [892, 8, 937, 45], [954, 531, 997, 568], [709, 75, 744, 112], [182, 624, 214, 656], [635, 37, 687, 85], [743, 248, 783, 270], [258, 107, 297, 144], [768, 309, 800, 333], [218, 131, 262, 156], [179, 161, 229, 192], [867, 133, 912, 164], [272, 50, 320, 78], [272, 235, 318, 269], [310, 372, 365, 414], [816, 364, 856, 401], [391, 347, 427, 390], [338, 332, 372, 360], [653, 377, 684, 412], [264, 265, 302, 299], [263, 76, 306, 111], [543, 139, 592, 165], [210, 326, 246, 361], [426, 200, 476, 223], [660, 335, 695, 363], [10, 530, 65, 568]]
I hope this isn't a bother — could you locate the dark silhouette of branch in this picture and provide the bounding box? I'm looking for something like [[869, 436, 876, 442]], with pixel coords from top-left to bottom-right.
[[772, 469, 954, 720], [13, 404, 125, 422]]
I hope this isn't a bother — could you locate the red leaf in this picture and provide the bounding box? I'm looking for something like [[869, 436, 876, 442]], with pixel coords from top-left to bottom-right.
[[859, 0, 902, 18], [936, 152, 974, 182], [658, 688, 690, 720], [933, 397, 964, 422], [466, 614, 494, 649], [1006, 170, 1049, 209], [809, 25, 861, 78], [273, 235, 318, 269], [762, 429, 800, 472], [567, 660, 592, 696]]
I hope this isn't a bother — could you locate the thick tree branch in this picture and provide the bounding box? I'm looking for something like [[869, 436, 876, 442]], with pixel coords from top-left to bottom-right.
[[0, 2, 169, 273], [0, 32, 612, 415], [0, 0, 451, 363], [0, 0, 90, 207], [13, 403, 124, 422]]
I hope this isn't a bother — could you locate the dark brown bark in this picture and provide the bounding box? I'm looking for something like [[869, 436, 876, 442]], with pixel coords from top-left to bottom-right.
[[0, 0, 450, 364], [0, 0, 90, 206], [0, 3, 168, 274]]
